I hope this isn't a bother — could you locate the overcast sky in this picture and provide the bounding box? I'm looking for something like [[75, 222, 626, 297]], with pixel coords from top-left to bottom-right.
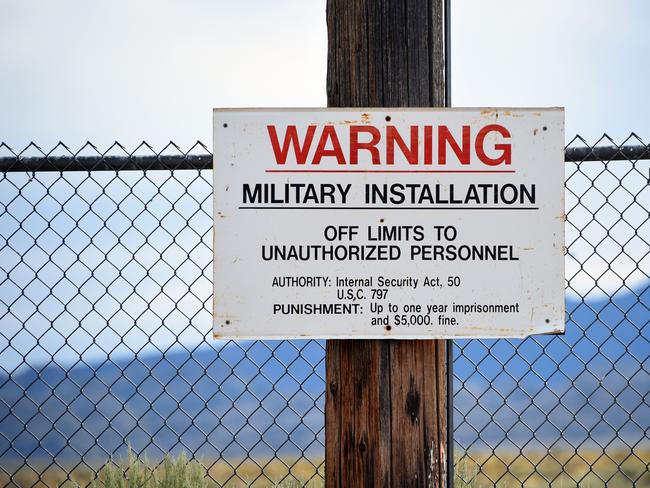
[[1, 0, 649, 150], [0, 1, 648, 370], [0, 0, 648, 300]]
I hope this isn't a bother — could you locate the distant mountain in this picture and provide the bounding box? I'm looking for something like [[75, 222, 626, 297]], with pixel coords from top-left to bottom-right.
[[0, 284, 648, 465]]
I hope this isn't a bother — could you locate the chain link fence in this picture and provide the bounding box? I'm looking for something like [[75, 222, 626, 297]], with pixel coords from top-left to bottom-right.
[[0, 136, 648, 487]]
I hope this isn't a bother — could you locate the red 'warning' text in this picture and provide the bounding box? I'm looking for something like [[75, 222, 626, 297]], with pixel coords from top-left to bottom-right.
[[266, 124, 512, 167]]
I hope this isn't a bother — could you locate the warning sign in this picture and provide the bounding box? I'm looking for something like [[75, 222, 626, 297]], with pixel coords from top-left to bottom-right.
[[213, 108, 565, 339]]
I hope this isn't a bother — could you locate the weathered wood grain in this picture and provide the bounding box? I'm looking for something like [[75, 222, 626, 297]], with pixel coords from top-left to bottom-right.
[[325, 0, 447, 486]]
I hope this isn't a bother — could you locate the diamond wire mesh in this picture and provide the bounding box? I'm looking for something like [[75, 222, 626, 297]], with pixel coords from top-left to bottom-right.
[[0, 136, 648, 487]]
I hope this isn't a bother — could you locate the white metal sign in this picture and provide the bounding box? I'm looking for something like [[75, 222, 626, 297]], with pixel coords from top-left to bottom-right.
[[213, 108, 564, 339]]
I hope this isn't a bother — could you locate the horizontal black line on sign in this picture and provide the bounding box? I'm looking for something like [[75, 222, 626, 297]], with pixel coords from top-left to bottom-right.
[[238, 206, 540, 210], [265, 169, 517, 174]]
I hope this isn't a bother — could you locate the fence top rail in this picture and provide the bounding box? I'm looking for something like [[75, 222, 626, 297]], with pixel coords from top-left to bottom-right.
[[0, 143, 648, 172]]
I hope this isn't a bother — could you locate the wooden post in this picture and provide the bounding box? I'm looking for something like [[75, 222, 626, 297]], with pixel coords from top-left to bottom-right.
[[325, 1, 448, 487]]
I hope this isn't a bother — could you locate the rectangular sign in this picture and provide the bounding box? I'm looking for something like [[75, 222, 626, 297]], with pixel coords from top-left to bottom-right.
[[213, 108, 564, 339]]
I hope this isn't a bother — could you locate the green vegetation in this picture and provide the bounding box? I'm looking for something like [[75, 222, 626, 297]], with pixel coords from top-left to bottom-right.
[[54, 450, 323, 488], [63, 451, 206, 488]]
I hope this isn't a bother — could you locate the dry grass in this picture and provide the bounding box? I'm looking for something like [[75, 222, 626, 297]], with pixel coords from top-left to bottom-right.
[[454, 448, 650, 487], [0, 453, 324, 488], [1, 448, 649, 487]]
